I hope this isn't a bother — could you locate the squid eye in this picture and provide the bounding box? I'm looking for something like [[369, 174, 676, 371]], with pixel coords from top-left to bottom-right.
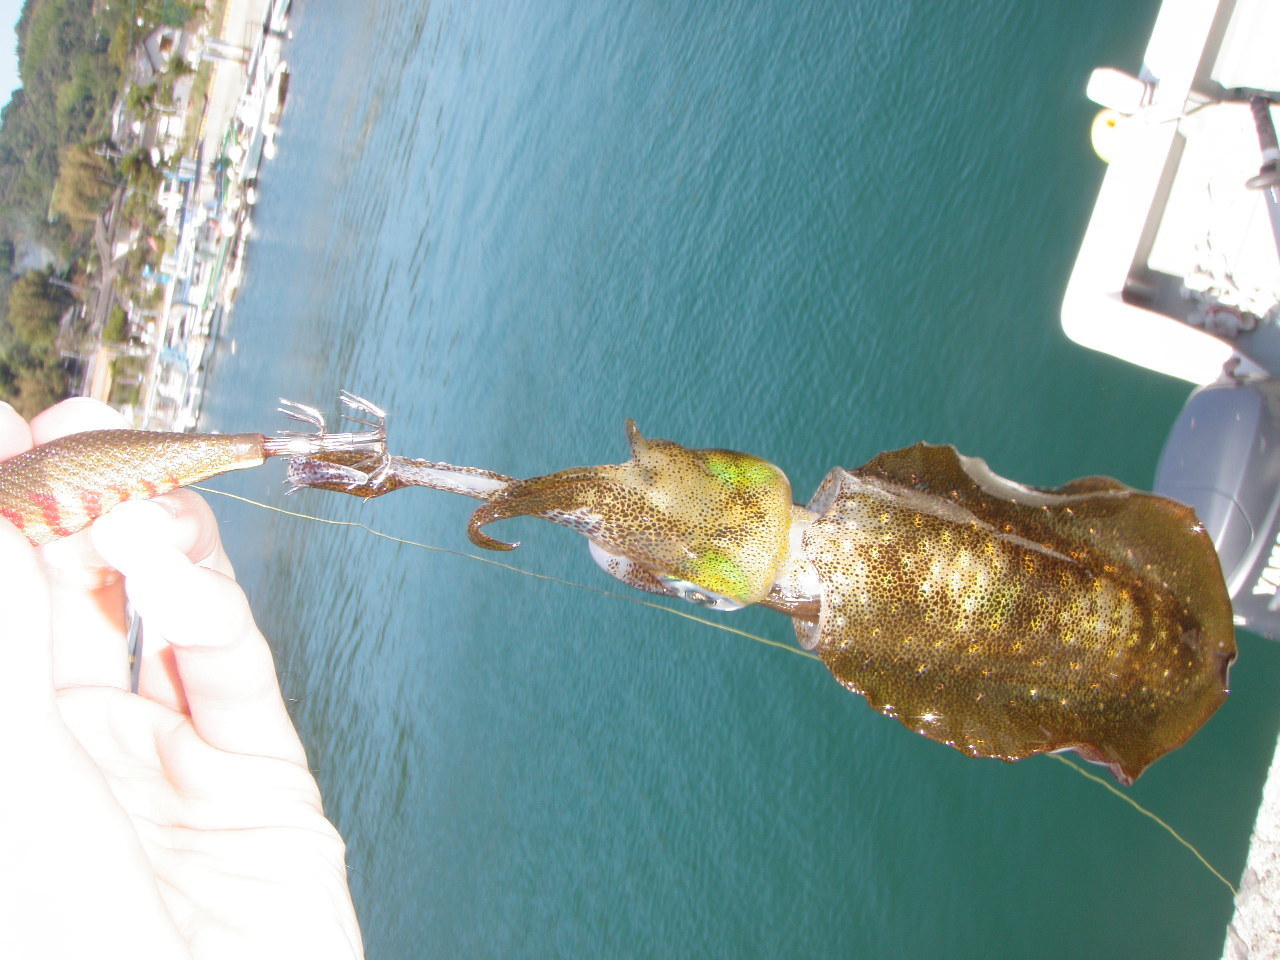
[[658, 576, 747, 611]]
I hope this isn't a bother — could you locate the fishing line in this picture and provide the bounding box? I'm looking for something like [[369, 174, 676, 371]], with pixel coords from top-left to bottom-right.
[[196, 485, 818, 662], [1047, 754, 1237, 896], [195, 484, 1237, 895]]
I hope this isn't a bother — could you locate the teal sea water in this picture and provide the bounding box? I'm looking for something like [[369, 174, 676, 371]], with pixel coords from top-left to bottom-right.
[[198, 2, 1280, 956]]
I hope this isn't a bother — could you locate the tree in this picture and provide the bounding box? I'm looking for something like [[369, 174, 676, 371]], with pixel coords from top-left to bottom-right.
[[103, 304, 128, 342], [7, 269, 71, 353], [143, 0, 208, 29], [0, 0, 125, 414], [50, 141, 117, 228], [0, 340, 68, 417], [0, 0, 122, 238], [12, 364, 66, 414], [126, 83, 157, 115]]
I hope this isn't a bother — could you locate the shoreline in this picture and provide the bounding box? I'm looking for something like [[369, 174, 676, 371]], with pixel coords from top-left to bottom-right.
[[87, 0, 291, 431]]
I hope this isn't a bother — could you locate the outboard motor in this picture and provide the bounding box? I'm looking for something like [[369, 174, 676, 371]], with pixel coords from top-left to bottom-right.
[[1155, 376, 1280, 638]]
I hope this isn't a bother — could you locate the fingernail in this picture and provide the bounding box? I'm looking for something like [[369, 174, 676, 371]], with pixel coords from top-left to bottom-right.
[[91, 500, 183, 571], [105, 498, 179, 533]]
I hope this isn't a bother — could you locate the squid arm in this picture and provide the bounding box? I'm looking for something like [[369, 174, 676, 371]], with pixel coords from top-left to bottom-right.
[[289, 420, 1236, 785]]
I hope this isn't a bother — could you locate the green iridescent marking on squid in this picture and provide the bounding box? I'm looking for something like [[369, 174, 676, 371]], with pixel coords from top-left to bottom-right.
[[689, 548, 750, 600], [703, 453, 779, 489]]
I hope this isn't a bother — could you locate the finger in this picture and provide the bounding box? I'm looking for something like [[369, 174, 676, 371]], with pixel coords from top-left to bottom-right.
[[29, 396, 128, 442], [0, 520, 54, 715], [94, 518, 308, 765], [150, 567, 306, 766], [0, 401, 34, 459], [90, 496, 233, 712], [98, 494, 237, 712], [142, 489, 237, 578], [37, 526, 131, 691], [93, 489, 237, 573], [37, 529, 131, 690], [134, 639, 186, 715], [26, 400, 135, 689]]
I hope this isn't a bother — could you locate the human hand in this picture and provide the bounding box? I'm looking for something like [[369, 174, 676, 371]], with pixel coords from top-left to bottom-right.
[[0, 399, 364, 960]]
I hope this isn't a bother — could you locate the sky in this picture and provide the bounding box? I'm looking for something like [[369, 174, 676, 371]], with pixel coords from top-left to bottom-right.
[[0, 0, 21, 112]]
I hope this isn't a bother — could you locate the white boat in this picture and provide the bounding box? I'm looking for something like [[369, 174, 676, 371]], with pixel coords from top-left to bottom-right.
[[1063, 0, 1280, 639]]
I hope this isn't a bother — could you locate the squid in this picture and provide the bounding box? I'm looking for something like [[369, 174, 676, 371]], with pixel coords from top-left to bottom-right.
[[289, 414, 1237, 785], [0, 395, 1235, 783]]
